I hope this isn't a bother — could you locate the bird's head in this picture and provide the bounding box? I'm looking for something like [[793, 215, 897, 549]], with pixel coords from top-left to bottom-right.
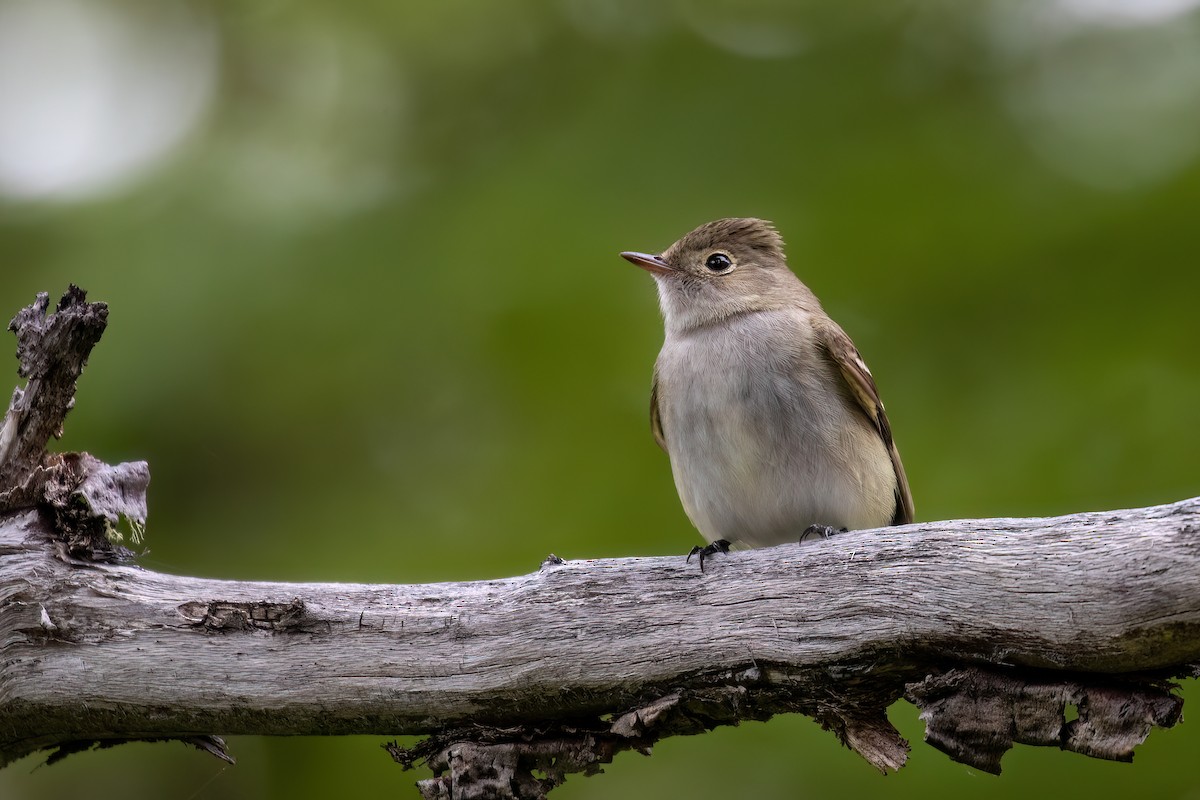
[[621, 218, 814, 333]]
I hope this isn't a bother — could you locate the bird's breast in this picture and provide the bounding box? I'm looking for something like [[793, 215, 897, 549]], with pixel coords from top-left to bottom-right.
[[654, 312, 893, 546]]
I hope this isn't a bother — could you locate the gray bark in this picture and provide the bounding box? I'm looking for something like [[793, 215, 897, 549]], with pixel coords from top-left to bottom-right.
[[0, 286, 1196, 799], [0, 286, 107, 489], [2, 497, 1197, 794]]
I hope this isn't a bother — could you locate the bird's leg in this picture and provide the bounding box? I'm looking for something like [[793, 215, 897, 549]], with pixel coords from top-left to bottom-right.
[[800, 525, 846, 543], [687, 539, 731, 571]]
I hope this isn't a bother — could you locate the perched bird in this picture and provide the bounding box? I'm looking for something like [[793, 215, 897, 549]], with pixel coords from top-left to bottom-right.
[[621, 218, 913, 568]]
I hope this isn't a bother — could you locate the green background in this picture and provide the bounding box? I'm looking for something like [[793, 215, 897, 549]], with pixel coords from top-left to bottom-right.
[[2, 1, 1199, 798]]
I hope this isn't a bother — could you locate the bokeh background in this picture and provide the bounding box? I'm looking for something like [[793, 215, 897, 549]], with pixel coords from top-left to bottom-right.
[[2, 0, 1199, 798]]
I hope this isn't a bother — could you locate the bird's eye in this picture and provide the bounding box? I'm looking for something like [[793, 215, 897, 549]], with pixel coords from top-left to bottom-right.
[[704, 253, 733, 272]]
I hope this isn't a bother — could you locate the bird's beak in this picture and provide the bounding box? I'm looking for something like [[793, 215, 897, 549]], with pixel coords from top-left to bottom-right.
[[620, 251, 673, 275]]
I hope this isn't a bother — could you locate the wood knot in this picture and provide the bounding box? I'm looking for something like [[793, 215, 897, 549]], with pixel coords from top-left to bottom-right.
[[177, 597, 309, 632]]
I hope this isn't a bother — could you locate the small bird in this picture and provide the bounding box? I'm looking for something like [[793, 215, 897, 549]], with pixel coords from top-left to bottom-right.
[[621, 218, 913, 568]]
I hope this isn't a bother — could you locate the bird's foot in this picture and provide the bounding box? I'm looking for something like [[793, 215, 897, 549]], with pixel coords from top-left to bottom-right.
[[687, 539, 731, 572], [800, 525, 846, 543]]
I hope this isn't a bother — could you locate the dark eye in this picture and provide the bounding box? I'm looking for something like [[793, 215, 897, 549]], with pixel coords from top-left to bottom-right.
[[704, 253, 733, 272]]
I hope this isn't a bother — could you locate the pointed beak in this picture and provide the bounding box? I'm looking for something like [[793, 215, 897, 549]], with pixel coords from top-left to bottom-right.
[[620, 251, 673, 275]]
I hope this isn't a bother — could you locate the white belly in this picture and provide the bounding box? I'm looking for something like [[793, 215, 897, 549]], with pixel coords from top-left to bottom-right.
[[656, 313, 895, 547]]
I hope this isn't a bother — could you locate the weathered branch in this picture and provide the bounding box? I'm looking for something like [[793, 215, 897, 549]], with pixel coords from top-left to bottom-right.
[[0, 286, 107, 490], [3, 498, 1199, 794], [0, 288, 1197, 799]]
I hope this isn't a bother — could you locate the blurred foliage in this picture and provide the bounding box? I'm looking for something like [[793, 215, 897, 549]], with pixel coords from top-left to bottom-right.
[[2, 0, 1199, 798]]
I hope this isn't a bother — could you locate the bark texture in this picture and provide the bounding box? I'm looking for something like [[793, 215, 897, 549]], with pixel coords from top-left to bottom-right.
[[0, 286, 107, 490], [0, 287, 1197, 800], [3, 498, 1198, 793]]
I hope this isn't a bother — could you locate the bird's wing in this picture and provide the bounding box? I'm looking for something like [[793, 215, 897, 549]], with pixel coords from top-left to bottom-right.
[[649, 372, 667, 452], [814, 317, 914, 525]]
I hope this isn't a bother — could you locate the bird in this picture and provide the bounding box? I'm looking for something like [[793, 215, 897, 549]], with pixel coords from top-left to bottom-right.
[[620, 218, 913, 569]]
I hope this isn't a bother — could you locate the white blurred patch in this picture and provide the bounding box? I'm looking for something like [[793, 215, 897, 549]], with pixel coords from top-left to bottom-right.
[[676, 0, 807, 60], [1055, 0, 1200, 27], [0, 0, 218, 202], [989, 1, 1200, 191]]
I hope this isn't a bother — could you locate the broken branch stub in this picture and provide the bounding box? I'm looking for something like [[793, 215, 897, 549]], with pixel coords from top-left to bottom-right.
[[0, 287, 146, 559], [0, 286, 108, 493]]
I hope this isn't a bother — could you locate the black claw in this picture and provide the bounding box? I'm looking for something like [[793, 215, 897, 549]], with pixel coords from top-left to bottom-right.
[[800, 525, 845, 543], [687, 539, 731, 572]]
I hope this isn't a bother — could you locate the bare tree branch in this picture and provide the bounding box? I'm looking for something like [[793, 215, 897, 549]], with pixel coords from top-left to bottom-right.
[[0, 288, 1196, 800], [3, 496, 1198, 795]]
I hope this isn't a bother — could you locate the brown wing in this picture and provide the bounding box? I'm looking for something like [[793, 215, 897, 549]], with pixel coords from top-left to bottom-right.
[[814, 317, 914, 525], [649, 371, 667, 452]]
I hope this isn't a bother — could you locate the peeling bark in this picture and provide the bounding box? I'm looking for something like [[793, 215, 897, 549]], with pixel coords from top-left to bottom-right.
[[3, 498, 1197, 792], [906, 669, 1183, 773]]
